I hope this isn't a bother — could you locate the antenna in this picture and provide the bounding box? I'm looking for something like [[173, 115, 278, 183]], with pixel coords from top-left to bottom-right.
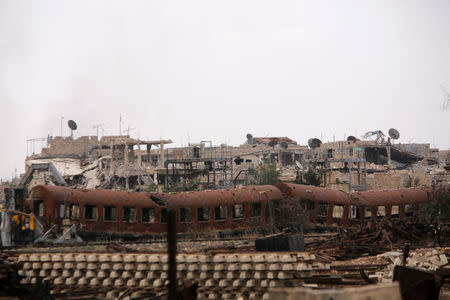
[[388, 128, 400, 140], [308, 138, 322, 149], [67, 120, 77, 138], [280, 141, 288, 149], [268, 140, 278, 148], [60, 116, 64, 136], [93, 124, 104, 137], [122, 126, 136, 136]]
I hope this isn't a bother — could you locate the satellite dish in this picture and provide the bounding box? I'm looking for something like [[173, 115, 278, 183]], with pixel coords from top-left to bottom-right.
[[68, 120, 77, 131], [246, 133, 254, 144], [280, 142, 288, 149], [268, 140, 278, 147], [388, 128, 400, 140], [308, 138, 322, 149], [347, 135, 359, 143]]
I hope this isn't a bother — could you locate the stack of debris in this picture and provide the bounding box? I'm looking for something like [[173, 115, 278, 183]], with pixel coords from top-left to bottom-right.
[[308, 221, 449, 260]]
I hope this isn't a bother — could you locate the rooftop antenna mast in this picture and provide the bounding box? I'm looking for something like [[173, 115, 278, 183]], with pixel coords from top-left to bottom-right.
[[60, 116, 64, 136], [93, 124, 104, 137], [122, 126, 136, 137], [119, 113, 122, 136]]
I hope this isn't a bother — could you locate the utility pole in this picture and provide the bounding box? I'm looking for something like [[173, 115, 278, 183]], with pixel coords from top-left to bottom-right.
[[119, 113, 122, 136], [60, 116, 64, 137]]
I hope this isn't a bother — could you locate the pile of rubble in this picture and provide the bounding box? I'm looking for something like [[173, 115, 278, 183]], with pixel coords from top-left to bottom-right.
[[308, 221, 449, 260]]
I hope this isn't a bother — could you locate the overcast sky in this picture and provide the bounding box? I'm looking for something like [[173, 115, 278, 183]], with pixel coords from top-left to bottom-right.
[[1, 1, 449, 180]]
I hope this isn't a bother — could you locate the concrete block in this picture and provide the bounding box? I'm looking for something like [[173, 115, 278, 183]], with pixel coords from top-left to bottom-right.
[[126, 278, 138, 287], [135, 271, 145, 279], [139, 278, 150, 287], [18, 254, 28, 262], [252, 255, 265, 263], [32, 262, 41, 270], [205, 279, 216, 288], [111, 254, 123, 262], [218, 279, 229, 287], [65, 277, 77, 285], [122, 271, 132, 279], [240, 263, 252, 271], [75, 262, 86, 270], [226, 271, 236, 280], [110, 271, 120, 279], [161, 272, 169, 280], [98, 271, 107, 279], [199, 255, 212, 263], [123, 254, 136, 263], [148, 255, 160, 263], [89, 277, 103, 286], [74, 254, 86, 262], [54, 277, 64, 285], [23, 262, 32, 270], [51, 254, 63, 262], [136, 254, 147, 263], [106, 291, 118, 299], [86, 254, 98, 262], [269, 263, 280, 271], [50, 270, 60, 277], [232, 279, 244, 288], [269, 282, 401, 300], [42, 262, 52, 270], [278, 272, 293, 279], [78, 277, 88, 285], [147, 271, 158, 279], [254, 271, 264, 280], [226, 255, 238, 263], [114, 279, 125, 286], [228, 264, 239, 271], [124, 263, 135, 271], [63, 254, 74, 262], [246, 279, 256, 288], [64, 262, 75, 269], [98, 254, 110, 262], [213, 255, 226, 263], [255, 263, 266, 271], [100, 263, 111, 270], [153, 279, 163, 287], [40, 254, 51, 262], [61, 270, 71, 278], [29, 254, 40, 262], [267, 272, 276, 279], [282, 263, 294, 271], [72, 270, 83, 278], [213, 272, 223, 280], [214, 264, 226, 271], [150, 264, 161, 271], [160, 255, 168, 263], [239, 255, 251, 263], [239, 271, 250, 279], [87, 263, 97, 270], [113, 263, 124, 270], [188, 264, 199, 271], [86, 270, 96, 279], [201, 264, 212, 271]]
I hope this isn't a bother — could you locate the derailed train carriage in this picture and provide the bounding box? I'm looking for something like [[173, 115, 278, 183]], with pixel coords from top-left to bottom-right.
[[28, 183, 449, 240]]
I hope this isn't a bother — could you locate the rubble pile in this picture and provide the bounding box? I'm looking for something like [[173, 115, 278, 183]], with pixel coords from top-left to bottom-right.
[[308, 221, 449, 260]]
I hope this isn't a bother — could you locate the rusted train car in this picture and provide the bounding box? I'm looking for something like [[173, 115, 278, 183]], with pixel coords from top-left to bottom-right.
[[29, 183, 449, 239]]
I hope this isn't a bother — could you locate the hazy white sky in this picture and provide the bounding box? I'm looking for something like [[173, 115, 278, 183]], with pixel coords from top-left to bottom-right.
[[1, 0, 449, 180]]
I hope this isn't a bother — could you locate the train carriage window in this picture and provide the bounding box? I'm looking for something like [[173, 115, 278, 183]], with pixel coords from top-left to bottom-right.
[[180, 208, 192, 223], [34, 201, 44, 217], [104, 206, 117, 221], [349, 205, 358, 219], [377, 206, 386, 218], [405, 204, 414, 218], [250, 202, 262, 217], [59, 204, 65, 218], [332, 204, 344, 218], [364, 207, 372, 219], [318, 202, 328, 217], [69, 204, 79, 219], [161, 208, 168, 223], [214, 206, 227, 221], [142, 208, 155, 223], [123, 207, 136, 223], [198, 207, 210, 222], [391, 206, 399, 218], [84, 205, 97, 220], [232, 204, 244, 219]]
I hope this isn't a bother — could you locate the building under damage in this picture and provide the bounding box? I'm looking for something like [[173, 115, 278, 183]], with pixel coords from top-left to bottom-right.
[[2, 131, 448, 200]]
